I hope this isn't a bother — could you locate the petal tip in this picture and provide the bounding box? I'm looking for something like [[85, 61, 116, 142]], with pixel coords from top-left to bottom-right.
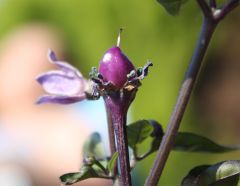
[[35, 74, 43, 83], [48, 49, 57, 63], [35, 73, 48, 85], [35, 97, 45, 104]]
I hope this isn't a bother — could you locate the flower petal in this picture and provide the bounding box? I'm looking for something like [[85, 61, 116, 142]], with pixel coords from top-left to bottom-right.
[[36, 95, 86, 104], [48, 49, 83, 77], [36, 70, 85, 96]]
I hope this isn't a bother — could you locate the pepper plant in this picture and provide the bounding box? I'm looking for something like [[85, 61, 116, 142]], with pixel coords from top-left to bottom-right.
[[36, 0, 240, 185]]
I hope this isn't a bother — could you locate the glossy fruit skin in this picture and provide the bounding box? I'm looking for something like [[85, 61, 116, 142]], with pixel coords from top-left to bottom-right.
[[99, 46, 135, 88]]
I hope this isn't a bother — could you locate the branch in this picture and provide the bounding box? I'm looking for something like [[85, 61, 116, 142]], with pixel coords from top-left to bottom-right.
[[144, 18, 217, 186], [216, 0, 240, 21], [197, 0, 213, 19], [209, 0, 217, 8]]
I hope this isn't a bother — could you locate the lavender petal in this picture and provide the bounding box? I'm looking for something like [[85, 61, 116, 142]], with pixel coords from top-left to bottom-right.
[[48, 49, 83, 77], [36, 70, 85, 96], [36, 95, 86, 104]]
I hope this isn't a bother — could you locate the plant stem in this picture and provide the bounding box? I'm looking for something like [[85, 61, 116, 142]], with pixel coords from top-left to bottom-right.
[[112, 111, 131, 186], [216, 0, 240, 21], [104, 92, 132, 186], [105, 103, 118, 176], [209, 0, 217, 8], [197, 0, 213, 18], [144, 14, 218, 186], [105, 105, 116, 156]]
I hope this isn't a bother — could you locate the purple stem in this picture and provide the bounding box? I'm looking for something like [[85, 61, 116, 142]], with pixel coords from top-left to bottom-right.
[[104, 103, 118, 176], [104, 92, 132, 186], [216, 0, 239, 21], [209, 0, 217, 8], [197, 0, 213, 18], [112, 111, 131, 186]]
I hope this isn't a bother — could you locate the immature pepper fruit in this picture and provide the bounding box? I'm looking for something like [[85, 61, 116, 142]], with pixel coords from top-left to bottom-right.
[[99, 46, 135, 89]]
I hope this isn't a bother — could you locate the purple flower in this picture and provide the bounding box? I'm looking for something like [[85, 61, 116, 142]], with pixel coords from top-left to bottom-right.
[[99, 46, 135, 89], [36, 50, 88, 104]]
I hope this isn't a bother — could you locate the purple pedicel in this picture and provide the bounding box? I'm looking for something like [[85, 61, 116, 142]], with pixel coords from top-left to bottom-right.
[[99, 47, 135, 89]]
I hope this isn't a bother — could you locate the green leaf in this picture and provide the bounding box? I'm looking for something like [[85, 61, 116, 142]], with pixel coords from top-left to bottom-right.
[[150, 131, 239, 156], [127, 119, 240, 163], [181, 165, 210, 186], [156, 0, 188, 16], [60, 165, 99, 185], [148, 120, 164, 138], [107, 152, 119, 174], [127, 120, 154, 149], [83, 132, 105, 159], [150, 137, 161, 152], [83, 156, 108, 175], [210, 173, 240, 186], [174, 132, 240, 153], [182, 160, 240, 186], [148, 120, 164, 152]]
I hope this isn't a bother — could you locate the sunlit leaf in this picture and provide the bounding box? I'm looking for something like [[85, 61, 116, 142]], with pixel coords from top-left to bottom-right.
[[127, 120, 240, 163], [60, 165, 99, 185], [83, 156, 108, 175], [127, 120, 154, 149], [182, 160, 240, 186], [107, 152, 119, 174], [156, 0, 189, 16]]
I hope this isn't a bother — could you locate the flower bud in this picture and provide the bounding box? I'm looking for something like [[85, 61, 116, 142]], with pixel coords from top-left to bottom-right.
[[99, 46, 135, 89]]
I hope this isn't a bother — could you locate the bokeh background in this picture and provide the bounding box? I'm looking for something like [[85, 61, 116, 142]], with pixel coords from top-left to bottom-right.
[[0, 0, 239, 185]]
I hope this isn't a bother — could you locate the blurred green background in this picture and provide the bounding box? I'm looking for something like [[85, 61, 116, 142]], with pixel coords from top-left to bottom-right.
[[0, 0, 239, 185]]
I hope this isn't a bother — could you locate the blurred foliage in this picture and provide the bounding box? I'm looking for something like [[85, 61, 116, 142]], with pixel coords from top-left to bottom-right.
[[0, 0, 239, 185], [156, 0, 189, 16]]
